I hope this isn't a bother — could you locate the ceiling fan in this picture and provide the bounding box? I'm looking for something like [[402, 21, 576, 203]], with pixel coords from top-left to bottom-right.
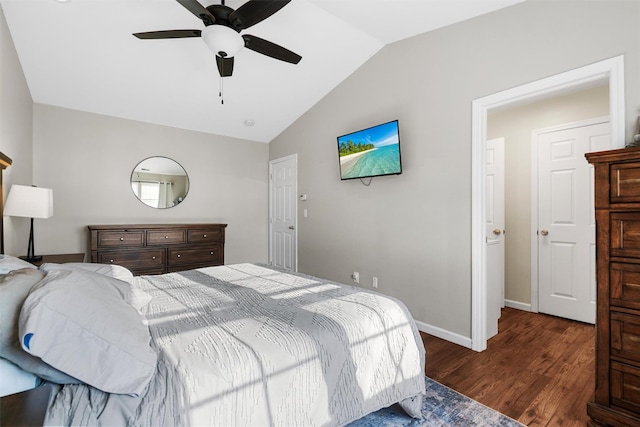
[[133, 0, 302, 78]]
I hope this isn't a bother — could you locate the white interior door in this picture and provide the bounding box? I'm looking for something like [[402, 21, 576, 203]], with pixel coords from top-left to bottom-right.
[[269, 155, 297, 271], [536, 119, 609, 324], [486, 137, 505, 339]]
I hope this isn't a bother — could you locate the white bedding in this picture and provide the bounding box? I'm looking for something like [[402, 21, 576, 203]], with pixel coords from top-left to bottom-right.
[[45, 263, 425, 426], [0, 357, 41, 397]]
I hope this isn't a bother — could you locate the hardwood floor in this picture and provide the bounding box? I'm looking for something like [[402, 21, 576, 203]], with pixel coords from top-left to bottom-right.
[[422, 307, 595, 426]]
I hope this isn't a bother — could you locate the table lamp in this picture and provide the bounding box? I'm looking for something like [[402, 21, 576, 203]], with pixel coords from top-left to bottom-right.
[[3, 185, 53, 262]]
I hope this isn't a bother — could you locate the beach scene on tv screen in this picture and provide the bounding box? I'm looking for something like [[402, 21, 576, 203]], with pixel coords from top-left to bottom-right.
[[338, 121, 401, 179]]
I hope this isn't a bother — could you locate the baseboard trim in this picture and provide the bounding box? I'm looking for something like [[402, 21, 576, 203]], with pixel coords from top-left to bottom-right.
[[414, 319, 472, 349], [414, 302, 533, 350], [504, 300, 532, 312]]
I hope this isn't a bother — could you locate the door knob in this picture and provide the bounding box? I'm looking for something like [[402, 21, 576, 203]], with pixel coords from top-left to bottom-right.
[[540, 229, 549, 236], [288, 226, 295, 230], [493, 229, 502, 236]]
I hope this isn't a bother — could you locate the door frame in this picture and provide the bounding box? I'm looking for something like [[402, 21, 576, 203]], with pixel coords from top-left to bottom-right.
[[268, 153, 298, 271], [470, 55, 625, 351], [530, 116, 610, 315]]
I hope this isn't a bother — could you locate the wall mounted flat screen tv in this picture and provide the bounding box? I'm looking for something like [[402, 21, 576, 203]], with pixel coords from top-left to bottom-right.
[[337, 120, 402, 180]]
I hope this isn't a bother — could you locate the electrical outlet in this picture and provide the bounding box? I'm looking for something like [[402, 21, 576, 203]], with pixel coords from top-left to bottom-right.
[[372, 277, 378, 288], [352, 272, 359, 284]]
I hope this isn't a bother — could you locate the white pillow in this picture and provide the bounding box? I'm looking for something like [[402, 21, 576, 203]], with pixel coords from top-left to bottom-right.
[[127, 285, 153, 313], [39, 262, 134, 281], [39, 263, 151, 312], [0, 357, 42, 397], [0, 255, 37, 274], [0, 268, 80, 384], [19, 269, 157, 396]]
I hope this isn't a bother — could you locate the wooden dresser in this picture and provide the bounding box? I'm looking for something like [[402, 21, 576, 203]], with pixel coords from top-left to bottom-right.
[[88, 224, 227, 275], [587, 147, 640, 426]]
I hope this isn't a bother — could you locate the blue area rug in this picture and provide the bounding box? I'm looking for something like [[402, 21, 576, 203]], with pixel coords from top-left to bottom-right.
[[347, 377, 524, 426]]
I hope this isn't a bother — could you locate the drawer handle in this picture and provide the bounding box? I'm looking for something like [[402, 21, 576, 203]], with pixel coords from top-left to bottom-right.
[[165, 235, 169, 239], [210, 251, 214, 255], [624, 381, 640, 393], [177, 254, 181, 258], [109, 259, 114, 263], [203, 234, 207, 238], [120, 237, 124, 241], [152, 256, 156, 260]]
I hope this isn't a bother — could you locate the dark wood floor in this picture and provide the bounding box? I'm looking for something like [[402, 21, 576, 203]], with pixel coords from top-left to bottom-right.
[[422, 307, 595, 426]]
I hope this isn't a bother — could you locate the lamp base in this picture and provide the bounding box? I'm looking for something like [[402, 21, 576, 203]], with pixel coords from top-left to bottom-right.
[[19, 255, 43, 263]]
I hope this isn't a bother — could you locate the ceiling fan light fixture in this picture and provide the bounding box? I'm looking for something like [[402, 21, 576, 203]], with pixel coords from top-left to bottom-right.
[[201, 25, 244, 58]]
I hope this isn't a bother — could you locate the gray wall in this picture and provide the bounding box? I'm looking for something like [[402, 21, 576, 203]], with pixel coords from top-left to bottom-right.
[[269, 0, 640, 338], [488, 84, 609, 306], [29, 104, 270, 264], [0, 6, 33, 252]]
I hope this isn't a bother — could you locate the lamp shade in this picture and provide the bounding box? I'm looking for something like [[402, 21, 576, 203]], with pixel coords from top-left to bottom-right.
[[4, 185, 53, 219]]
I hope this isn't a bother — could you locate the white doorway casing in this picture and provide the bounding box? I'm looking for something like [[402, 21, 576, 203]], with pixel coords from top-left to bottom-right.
[[269, 154, 298, 271], [471, 55, 625, 352]]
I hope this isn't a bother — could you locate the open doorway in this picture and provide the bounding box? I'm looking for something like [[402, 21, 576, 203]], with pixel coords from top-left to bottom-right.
[[488, 85, 609, 325], [471, 55, 625, 351]]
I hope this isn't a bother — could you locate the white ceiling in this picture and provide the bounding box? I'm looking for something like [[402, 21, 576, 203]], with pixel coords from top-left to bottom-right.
[[1, 0, 523, 143]]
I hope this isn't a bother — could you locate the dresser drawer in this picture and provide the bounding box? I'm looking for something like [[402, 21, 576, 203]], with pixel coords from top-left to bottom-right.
[[187, 228, 223, 244], [612, 312, 640, 362], [611, 162, 640, 204], [98, 249, 165, 270], [611, 213, 640, 258], [611, 361, 640, 413], [167, 245, 223, 267], [147, 229, 186, 245], [96, 230, 144, 248], [611, 263, 640, 310], [89, 224, 226, 276]]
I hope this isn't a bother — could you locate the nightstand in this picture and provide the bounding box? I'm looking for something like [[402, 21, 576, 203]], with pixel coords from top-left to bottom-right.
[[28, 253, 85, 267], [0, 384, 51, 426]]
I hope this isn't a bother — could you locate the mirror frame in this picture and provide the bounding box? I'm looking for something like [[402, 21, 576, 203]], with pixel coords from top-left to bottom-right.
[[130, 156, 189, 209]]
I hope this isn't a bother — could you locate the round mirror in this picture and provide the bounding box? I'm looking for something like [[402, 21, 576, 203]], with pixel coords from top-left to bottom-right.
[[131, 157, 189, 209]]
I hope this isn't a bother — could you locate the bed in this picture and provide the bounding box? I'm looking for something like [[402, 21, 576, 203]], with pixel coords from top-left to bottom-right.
[[1, 257, 425, 426]]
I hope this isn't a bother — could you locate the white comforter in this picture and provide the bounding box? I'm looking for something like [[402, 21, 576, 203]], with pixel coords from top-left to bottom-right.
[[45, 263, 425, 426]]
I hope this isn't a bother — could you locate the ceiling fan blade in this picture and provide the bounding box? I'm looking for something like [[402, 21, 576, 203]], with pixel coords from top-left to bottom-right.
[[243, 34, 301, 64], [216, 56, 234, 77], [133, 30, 202, 39], [229, 0, 291, 30], [176, 0, 216, 25]]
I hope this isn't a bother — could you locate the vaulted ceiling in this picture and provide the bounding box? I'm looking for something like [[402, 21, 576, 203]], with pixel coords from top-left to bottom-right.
[[1, 0, 523, 142]]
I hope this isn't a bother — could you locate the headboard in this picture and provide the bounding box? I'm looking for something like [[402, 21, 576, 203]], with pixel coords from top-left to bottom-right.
[[0, 151, 13, 254]]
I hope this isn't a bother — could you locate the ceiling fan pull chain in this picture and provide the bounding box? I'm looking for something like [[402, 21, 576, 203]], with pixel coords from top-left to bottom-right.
[[219, 75, 224, 104]]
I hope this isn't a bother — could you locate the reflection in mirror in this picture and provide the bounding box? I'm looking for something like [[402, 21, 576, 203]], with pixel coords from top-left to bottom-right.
[[131, 157, 189, 209]]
